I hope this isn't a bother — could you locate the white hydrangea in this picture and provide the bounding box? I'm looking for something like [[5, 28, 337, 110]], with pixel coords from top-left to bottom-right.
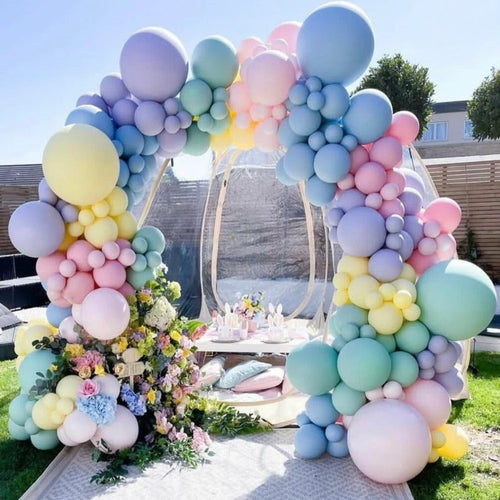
[[144, 296, 176, 331]]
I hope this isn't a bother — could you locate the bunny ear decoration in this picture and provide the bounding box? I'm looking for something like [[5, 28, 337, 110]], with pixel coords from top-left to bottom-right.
[[225, 303, 231, 315], [268, 303, 275, 314], [267, 314, 275, 328], [276, 304, 282, 315]]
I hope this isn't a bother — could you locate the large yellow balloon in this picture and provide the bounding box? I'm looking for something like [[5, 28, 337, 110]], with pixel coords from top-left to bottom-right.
[[368, 303, 404, 335], [229, 122, 255, 151], [436, 424, 469, 459], [43, 124, 119, 206], [15, 324, 53, 357], [56, 375, 84, 400], [337, 255, 369, 277]]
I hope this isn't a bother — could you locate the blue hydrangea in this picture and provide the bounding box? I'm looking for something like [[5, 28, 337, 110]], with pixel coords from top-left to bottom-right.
[[120, 383, 147, 416], [76, 393, 117, 426]]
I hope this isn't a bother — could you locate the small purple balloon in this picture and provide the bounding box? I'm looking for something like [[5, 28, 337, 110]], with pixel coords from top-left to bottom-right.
[[417, 349, 435, 369], [112, 99, 138, 126], [385, 214, 405, 233], [164, 115, 181, 134], [76, 92, 108, 111], [61, 204, 78, 223], [399, 230, 415, 260], [419, 367, 435, 380], [434, 343, 459, 373], [157, 129, 187, 156], [337, 188, 366, 212], [134, 101, 166, 136], [100, 73, 130, 107], [337, 206, 386, 257], [400, 187, 423, 215], [120, 27, 188, 102], [428, 335, 448, 355], [433, 367, 464, 398], [38, 178, 58, 205], [324, 207, 344, 228], [368, 248, 403, 282], [403, 215, 424, 247], [385, 232, 403, 251], [401, 168, 425, 198]]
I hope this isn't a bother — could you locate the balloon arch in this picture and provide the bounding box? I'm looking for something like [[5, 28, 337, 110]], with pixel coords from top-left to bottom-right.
[[7, 1, 497, 486]]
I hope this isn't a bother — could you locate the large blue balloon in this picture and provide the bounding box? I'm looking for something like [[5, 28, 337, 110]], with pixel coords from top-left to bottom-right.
[[65, 104, 115, 139], [305, 175, 336, 207], [283, 143, 315, 181], [313, 144, 351, 183], [343, 89, 393, 145], [297, 3, 374, 85], [294, 423, 328, 459]]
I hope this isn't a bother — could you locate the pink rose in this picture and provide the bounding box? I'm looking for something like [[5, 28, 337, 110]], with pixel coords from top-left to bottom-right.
[[79, 379, 100, 397]]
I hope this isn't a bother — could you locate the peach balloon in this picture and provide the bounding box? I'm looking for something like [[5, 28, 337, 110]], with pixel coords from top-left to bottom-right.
[[66, 240, 95, 272], [422, 197, 462, 233], [386, 111, 420, 145], [36, 252, 66, 281], [62, 271, 95, 304]]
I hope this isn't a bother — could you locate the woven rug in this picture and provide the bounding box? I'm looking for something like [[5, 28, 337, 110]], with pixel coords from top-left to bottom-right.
[[21, 429, 413, 500]]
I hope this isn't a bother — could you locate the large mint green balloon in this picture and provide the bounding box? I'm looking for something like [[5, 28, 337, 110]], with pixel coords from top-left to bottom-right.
[[8, 419, 30, 440], [329, 304, 368, 336], [337, 338, 391, 391], [331, 382, 367, 416], [416, 259, 496, 341], [8, 394, 30, 426], [389, 351, 419, 387], [18, 350, 58, 394], [180, 79, 212, 116], [31, 429, 60, 450], [192, 36, 238, 89], [183, 124, 211, 156], [286, 341, 340, 395], [395, 321, 430, 354]]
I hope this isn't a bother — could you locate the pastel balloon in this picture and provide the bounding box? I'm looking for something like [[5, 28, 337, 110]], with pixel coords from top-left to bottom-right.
[[400, 187, 423, 215], [320, 84, 350, 120], [436, 424, 469, 459], [348, 399, 431, 483], [9, 201, 65, 258], [76, 92, 107, 111], [329, 304, 368, 336], [158, 129, 187, 156], [401, 168, 425, 197], [305, 175, 336, 207], [337, 188, 366, 212], [115, 125, 145, 158], [65, 104, 115, 140], [184, 124, 210, 156], [294, 423, 327, 459], [180, 79, 212, 116], [84, 217, 119, 249], [305, 394, 339, 427], [62, 272, 95, 305], [276, 157, 298, 186], [368, 249, 403, 283], [343, 89, 393, 145], [80, 288, 130, 340], [395, 321, 430, 354], [134, 101, 166, 136], [350, 145, 370, 174], [331, 382, 367, 416], [245, 50, 296, 106], [18, 349, 58, 394], [93, 260, 126, 289], [288, 105, 322, 137], [58, 316, 79, 343], [192, 36, 238, 89], [112, 98, 137, 126], [314, 144, 351, 183], [296, 2, 374, 85], [389, 351, 419, 387], [404, 379, 451, 429], [416, 259, 496, 340], [387, 111, 420, 145], [46, 303, 72, 328], [433, 368, 465, 398], [422, 197, 462, 233], [93, 374, 121, 398], [379, 198, 404, 219], [268, 21, 301, 53], [63, 410, 98, 444], [354, 161, 386, 194], [43, 124, 119, 206], [120, 27, 188, 102], [337, 207, 386, 257], [91, 405, 139, 453], [100, 73, 129, 107], [283, 143, 315, 181], [369, 136, 403, 169], [66, 240, 95, 272], [30, 430, 60, 450], [56, 375, 84, 400], [368, 303, 404, 335]]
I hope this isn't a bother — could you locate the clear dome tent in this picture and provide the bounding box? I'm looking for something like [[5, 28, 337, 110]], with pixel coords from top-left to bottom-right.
[[136, 144, 440, 326]]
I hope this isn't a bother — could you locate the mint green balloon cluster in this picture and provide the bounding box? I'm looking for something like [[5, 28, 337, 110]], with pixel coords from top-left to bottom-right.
[[126, 225, 166, 289]]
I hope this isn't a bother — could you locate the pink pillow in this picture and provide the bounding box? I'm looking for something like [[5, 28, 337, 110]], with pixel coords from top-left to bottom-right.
[[232, 366, 285, 393]]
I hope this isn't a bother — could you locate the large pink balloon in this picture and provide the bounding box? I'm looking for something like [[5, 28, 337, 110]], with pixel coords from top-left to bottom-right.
[[267, 21, 301, 53], [62, 271, 95, 305], [386, 111, 420, 145], [36, 252, 66, 281], [80, 288, 130, 340], [348, 399, 432, 484], [407, 249, 440, 276], [245, 51, 296, 106], [354, 162, 387, 194], [404, 379, 451, 430], [422, 197, 462, 234], [91, 405, 139, 453], [93, 260, 126, 289], [350, 145, 370, 174], [66, 240, 95, 272]]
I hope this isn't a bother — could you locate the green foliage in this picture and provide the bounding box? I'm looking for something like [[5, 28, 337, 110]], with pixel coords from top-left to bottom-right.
[[355, 53, 435, 138], [467, 68, 500, 140]]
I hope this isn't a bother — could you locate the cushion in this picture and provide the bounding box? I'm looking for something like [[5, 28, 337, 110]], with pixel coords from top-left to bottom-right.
[[196, 356, 225, 387], [216, 360, 272, 389], [232, 366, 285, 393], [282, 372, 296, 395]]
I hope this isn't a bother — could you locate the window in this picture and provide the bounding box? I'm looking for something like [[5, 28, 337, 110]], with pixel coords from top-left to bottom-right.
[[422, 121, 448, 142], [464, 119, 474, 139]]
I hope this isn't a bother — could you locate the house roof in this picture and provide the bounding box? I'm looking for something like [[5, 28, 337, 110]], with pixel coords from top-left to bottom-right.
[[432, 100, 468, 113], [0, 164, 43, 186]]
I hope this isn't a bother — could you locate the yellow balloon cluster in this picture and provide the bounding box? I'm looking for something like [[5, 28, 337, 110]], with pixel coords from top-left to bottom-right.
[[14, 323, 56, 370], [42, 124, 119, 206], [428, 429, 446, 463], [56, 375, 84, 400], [31, 392, 75, 430], [333, 255, 420, 335], [66, 187, 137, 248], [435, 424, 469, 460]]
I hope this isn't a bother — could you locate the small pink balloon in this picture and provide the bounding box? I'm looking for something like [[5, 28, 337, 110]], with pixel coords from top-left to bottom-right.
[[59, 259, 77, 278], [272, 104, 287, 120], [250, 103, 271, 122], [238, 37, 263, 63], [93, 260, 127, 289], [365, 192, 383, 210], [269, 38, 289, 53], [117, 281, 135, 298], [245, 50, 296, 106], [88, 250, 106, 269], [369, 136, 403, 169], [91, 405, 138, 452], [406, 249, 440, 276], [62, 271, 95, 305], [422, 197, 462, 233], [47, 273, 66, 293], [229, 81, 252, 113], [58, 316, 79, 343], [423, 220, 441, 238], [116, 238, 132, 250], [254, 125, 280, 152], [349, 145, 369, 174], [386, 111, 420, 145], [380, 183, 399, 201], [354, 162, 387, 194], [62, 410, 97, 444], [267, 21, 301, 53], [379, 198, 405, 218], [337, 173, 355, 191], [118, 248, 136, 267], [418, 237, 438, 256], [36, 252, 66, 281], [386, 169, 406, 195], [102, 241, 121, 260], [66, 240, 95, 272], [436, 234, 457, 260], [80, 288, 130, 340], [234, 112, 252, 129], [48, 290, 71, 308]]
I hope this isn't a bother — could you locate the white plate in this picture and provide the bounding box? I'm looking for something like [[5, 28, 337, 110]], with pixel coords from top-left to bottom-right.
[[210, 338, 240, 343], [261, 338, 290, 344]]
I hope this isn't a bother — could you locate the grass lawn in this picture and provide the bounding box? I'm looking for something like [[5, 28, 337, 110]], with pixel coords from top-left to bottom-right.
[[0, 352, 498, 499]]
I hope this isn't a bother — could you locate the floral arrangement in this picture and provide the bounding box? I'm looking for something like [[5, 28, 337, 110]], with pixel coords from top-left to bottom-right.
[[10, 267, 269, 485], [233, 291, 265, 320]]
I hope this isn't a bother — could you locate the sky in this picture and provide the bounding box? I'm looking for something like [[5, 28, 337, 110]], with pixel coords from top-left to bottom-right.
[[0, 0, 499, 166]]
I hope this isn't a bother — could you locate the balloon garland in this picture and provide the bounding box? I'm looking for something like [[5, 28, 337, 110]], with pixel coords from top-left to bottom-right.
[[6, 0, 497, 486]]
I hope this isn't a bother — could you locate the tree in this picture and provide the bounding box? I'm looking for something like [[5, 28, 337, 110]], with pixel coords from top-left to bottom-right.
[[467, 68, 500, 140], [354, 53, 435, 138]]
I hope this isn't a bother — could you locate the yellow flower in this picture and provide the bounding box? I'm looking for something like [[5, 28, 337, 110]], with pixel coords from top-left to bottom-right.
[[147, 389, 156, 404], [78, 366, 91, 379], [182, 348, 190, 359], [170, 330, 181, 342], [65, 344, 84, 358], [147, 374, 155, 384], [114, 363, 126, 377], [94, 364, 105, 376], [49, 364, 58, 372], [119, 337, 128, 351], [138, 291, 153, 303]]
